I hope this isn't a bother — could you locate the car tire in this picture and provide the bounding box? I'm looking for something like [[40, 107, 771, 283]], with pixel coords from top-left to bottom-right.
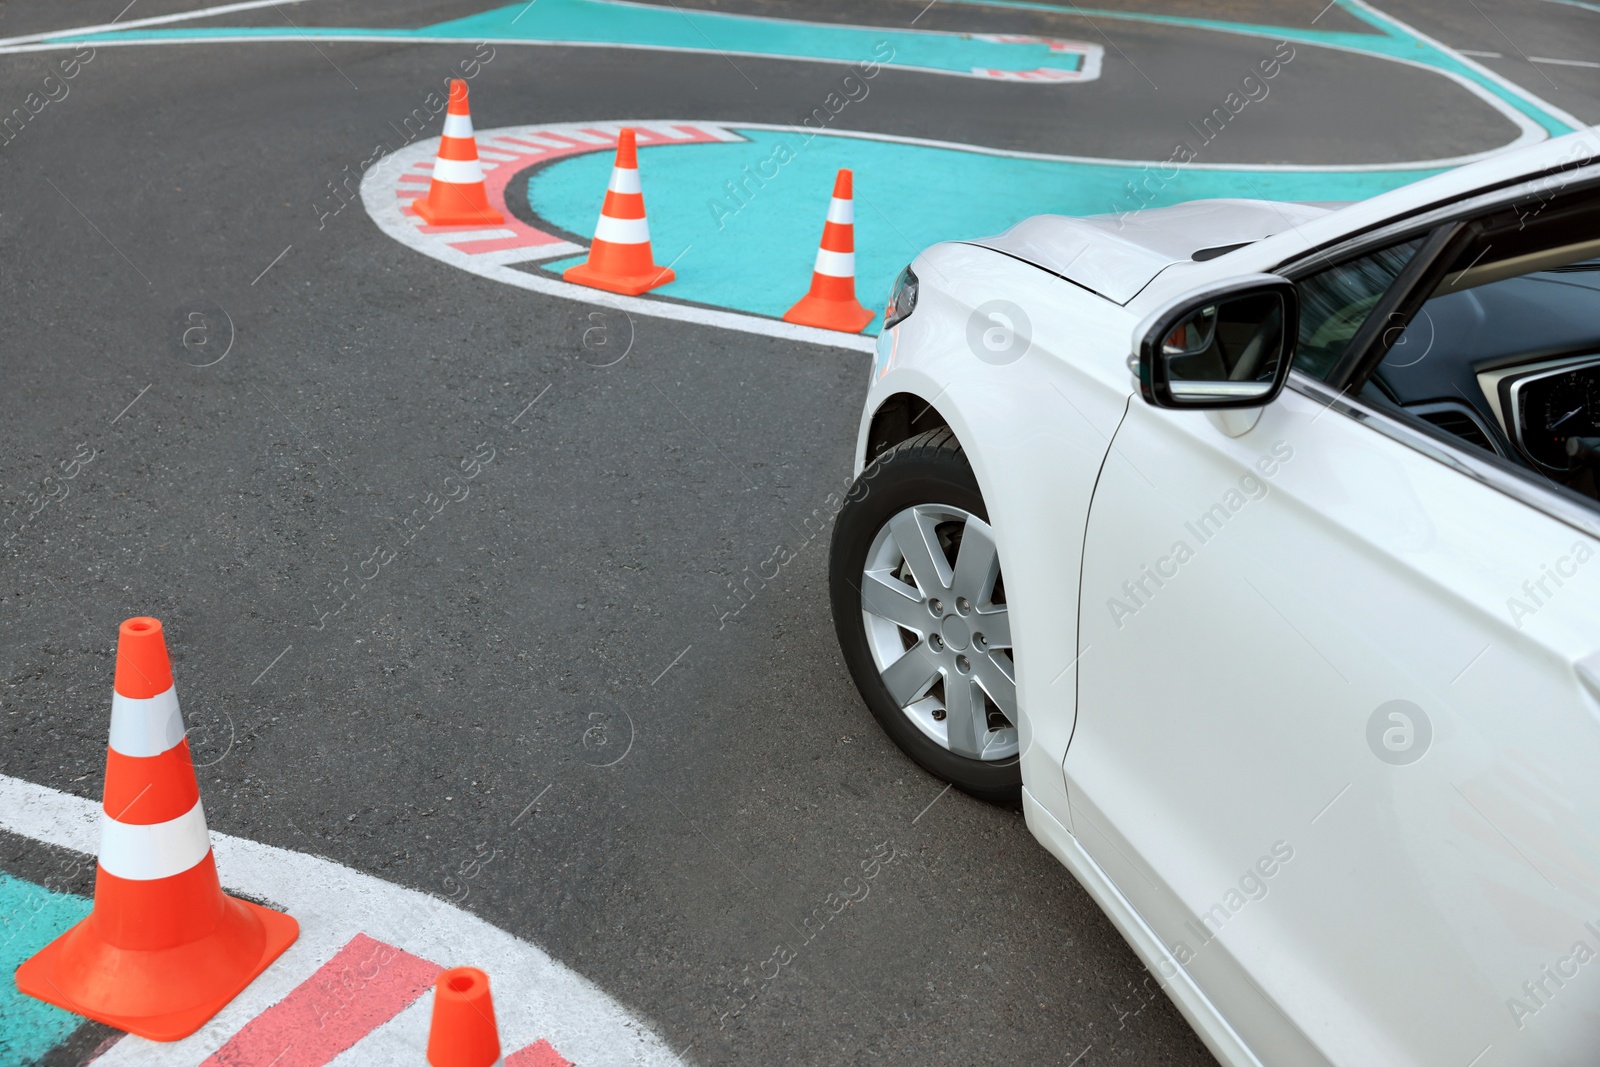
[[829, 428, 1022, 804]]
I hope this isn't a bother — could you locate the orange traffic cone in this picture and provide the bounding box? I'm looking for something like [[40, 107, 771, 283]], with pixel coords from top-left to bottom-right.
[[413, 79, 505, 227], [15, 617, 298, 1041], [783, 169, 874, 333], [562, 128, 675, 295], [427, 967, 502, 1067]]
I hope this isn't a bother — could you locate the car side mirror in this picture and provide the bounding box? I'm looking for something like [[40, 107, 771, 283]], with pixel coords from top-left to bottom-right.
[[1136, 277, 1299, 410]]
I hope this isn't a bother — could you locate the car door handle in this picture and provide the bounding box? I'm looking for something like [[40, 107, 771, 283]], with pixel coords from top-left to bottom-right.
[[1576, 651, 1600, 703]]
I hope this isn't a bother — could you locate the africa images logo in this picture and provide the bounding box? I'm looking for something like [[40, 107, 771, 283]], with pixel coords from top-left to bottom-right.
[[1365, 699, 1431, 766]]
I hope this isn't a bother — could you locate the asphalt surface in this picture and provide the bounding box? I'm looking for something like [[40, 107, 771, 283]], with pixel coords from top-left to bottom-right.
[[0, 1, 1593, 1064]]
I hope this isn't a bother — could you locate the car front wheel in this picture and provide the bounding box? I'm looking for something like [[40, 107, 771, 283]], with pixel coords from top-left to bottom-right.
[[829, 428, 1021, 803]]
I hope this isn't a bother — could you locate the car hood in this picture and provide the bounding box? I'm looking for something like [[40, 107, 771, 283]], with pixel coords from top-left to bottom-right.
[[966, 198, 1340, 304]]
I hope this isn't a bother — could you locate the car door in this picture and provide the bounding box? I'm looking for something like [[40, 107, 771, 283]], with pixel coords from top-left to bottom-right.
[[1067, 220, 1600, 1065]]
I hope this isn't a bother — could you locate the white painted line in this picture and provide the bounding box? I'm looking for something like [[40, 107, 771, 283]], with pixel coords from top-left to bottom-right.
[[415, 226, 518, 241], [0, 0, 314, 47], [729, 115, 1522, 175], [1341, 0, 1589, 135], [943, 0, 1581, 154], [0, 8, 1570, 147], [495, 132, 579, 151], [446, 228, 520, 242], [640, 121, 745, 144], [1531, 55, 1600, 68], [550, 127, 615, 144], [1540, 0, 1600, 12], [478, 242, 585, 266], [0, 772, 681, 1066], [0, 32, 1098, 83]]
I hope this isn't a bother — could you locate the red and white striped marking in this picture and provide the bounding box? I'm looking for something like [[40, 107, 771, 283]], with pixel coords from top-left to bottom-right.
[[361, 119, 877, 353], [386, 121, 734, 261], [1, 773, 681, 1066], [970, 35, 1103, 81]]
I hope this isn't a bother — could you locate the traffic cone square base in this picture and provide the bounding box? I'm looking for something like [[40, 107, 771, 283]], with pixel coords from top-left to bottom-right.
[[783, 294, 875, 333], [413, 193, 504, 228], [560, 260, 674, 296], [15, 893, 298, 1041]]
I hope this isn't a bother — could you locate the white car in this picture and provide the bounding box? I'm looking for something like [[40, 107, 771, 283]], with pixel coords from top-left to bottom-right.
[[829, 130, 1600, 1066]]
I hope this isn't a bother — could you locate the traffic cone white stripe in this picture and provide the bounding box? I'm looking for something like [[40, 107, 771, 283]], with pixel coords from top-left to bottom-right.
[[441, 113, 475, 139], [825, 199, 854, 225], [430, 156, 487, 185], [813, 248, 856, 277], [108, 686, 184, 758], [607, 168, 642, 194], [594, 214, 652, 244], [98, 800, 211, 881]]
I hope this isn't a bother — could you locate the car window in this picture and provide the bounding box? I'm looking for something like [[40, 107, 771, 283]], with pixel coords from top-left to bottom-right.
[[1293, 237, 1423, 381], [1366, 244, 1600, 506]]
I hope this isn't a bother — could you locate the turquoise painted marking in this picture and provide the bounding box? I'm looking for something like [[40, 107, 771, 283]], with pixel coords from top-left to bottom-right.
[[54, 0, 1575, 138], [530, 128, 1444, 333], [55, 0, 1087, 79], [943, 0, 1577, 137], [0, 872, 92, 1061]]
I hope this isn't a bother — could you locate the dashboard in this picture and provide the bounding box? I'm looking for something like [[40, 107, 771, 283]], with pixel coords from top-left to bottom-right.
[[1499, 358, 1600, 472]]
